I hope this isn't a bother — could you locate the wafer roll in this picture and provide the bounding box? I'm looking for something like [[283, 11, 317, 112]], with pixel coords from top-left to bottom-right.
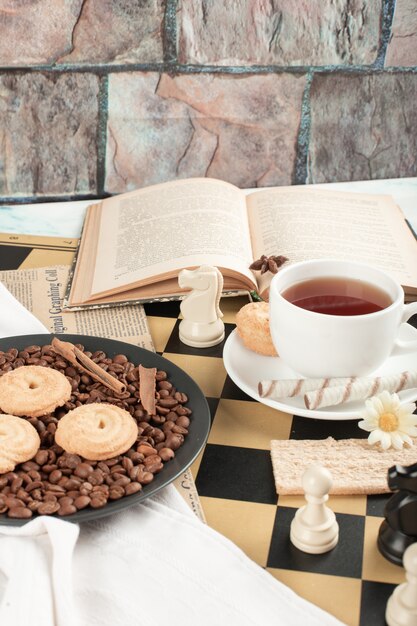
[[304, 370, 417, 410], [258, 376, 356, 399]]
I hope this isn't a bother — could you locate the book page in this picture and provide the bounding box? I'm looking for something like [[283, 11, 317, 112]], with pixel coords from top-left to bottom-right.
[[91, 178, 255, 297], [247, 188, 417, 296]]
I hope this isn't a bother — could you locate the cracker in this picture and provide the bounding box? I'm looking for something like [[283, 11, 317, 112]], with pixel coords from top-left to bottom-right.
[[55, 403, 139, 461], [235, 302, 277, 356], [0, 414, 40, 473], [0, 365, 71, 417], [270, 437, 417, 495]]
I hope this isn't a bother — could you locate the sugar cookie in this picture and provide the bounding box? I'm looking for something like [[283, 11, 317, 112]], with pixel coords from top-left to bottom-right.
[[0, 414, 41, 473], [0, 365, 72, 418], [55, 403, 139, 461], [235, 301, 277, 356]]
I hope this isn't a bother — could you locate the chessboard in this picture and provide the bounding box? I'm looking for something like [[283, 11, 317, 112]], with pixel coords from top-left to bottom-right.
[[1, 233, 413, 626]]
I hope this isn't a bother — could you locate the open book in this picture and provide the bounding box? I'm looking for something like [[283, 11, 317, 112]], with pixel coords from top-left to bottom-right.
[[64, 177, 417, 309]]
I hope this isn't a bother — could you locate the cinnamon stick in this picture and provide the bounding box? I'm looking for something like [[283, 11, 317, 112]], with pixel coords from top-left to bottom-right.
[[139, 364, 156, 415], [51, 337, 126, 394]]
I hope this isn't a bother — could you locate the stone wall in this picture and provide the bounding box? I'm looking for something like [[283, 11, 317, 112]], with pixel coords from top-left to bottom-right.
[[1, 0, 416, 201]]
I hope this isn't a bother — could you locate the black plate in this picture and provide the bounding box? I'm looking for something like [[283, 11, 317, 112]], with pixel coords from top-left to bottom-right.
[[0, 334, 211, 526]]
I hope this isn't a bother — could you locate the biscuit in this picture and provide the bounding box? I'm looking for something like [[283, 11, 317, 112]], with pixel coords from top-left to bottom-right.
[[0, 414, 41, 473], [0, 365, 72, 418], [235, 301, 277, 356], [270, 437, 417, 495], [55, 403, 139, 461]]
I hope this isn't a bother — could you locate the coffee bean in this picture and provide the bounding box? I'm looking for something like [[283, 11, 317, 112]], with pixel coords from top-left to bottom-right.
[[113, 476, 131, 487], [157, 380, 172, 391], [89, 470, 104, 486], [158, 397, 178, 408], [66, 490, 80, 499], [113, 354, 128, 365], [58, 504, 77, 516], [165, 433, 184, 451], [90, 493, 107, 508], [26, 481, 43, 492], [137, 470, 154, 485], [74, 495, 91, 510], [65, 478, 82, 490], [49, 469, 63, 484], [43, 494, 58, 503], [125, 482, 142, 496], [38, 501, 60, 515], [122, 457, 133, 473], [159, 448, 175, 462], [58, 496, 74, 507], [176, 415, 190, 429], [10, 477, 23, 493], [74, 463, 94, 479], [21, 461, 40, 472], [109, 486, 125, 500], [137, 444, 157, 457], [8, 506, 32, 519], [25, 345, 41, 354], [35, 450, 49, 466]]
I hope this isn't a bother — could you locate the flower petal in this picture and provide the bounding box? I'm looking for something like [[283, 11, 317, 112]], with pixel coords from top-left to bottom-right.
[[380, 391, 395, 411], [380, 431, 392, 450], [373, 396, 385, 414], [368, 430, 383, 446], [358, 419, 375, 432], [399, 433, 414, 447], [403, 425, 417, 437], [398, 402, 416, 416], [390, 432, 404, 450]]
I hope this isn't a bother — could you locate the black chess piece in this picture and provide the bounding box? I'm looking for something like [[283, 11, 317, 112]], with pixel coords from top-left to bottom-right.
[[378, 462, 417, 566]]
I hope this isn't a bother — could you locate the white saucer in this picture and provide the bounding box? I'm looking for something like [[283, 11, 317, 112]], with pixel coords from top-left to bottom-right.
[[223, 326, 417, 420]]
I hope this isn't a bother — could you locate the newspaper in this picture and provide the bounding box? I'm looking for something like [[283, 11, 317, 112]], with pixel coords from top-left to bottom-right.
[[0, 263, 205, 521]]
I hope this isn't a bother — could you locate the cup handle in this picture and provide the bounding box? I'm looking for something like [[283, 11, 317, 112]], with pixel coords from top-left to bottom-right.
[[390, 302, 417, 356]]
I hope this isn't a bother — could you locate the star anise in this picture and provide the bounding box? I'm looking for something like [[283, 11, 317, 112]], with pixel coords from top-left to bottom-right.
[[249, 254, 288, 274]]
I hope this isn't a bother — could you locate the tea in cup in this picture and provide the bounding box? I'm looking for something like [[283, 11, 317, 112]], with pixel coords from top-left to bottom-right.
[[268, 259, 417, 378]]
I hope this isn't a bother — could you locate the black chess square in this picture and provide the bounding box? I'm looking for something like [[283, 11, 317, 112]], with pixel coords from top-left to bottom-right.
[[290, 416, 367, 440], [359, 580, 396, 626], [195, 443, 278, 504], [367, 494, 391, 517], [144, 300, 181, 318], [0, 245, 33, 270], [164, 320, 235, 357], [267, 506, 365, 578], [221, 374, 256, 402]]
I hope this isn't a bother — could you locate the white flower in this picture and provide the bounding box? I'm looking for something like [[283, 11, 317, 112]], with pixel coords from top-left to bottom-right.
[[358, 390, 417, 450]]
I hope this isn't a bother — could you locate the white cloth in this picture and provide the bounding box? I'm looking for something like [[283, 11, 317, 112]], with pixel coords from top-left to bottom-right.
[[0, 282, 345, 626]]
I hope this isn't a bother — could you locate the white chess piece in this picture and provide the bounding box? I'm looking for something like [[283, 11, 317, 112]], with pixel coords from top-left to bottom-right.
[[290, 463, 339, 554], [386, 542, 417, 626], [178, 265, 225, 348]]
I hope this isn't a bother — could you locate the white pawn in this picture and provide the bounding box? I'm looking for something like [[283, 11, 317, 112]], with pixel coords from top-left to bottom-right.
[[386, 542, 417, 626], [290, 463, 339, 554]]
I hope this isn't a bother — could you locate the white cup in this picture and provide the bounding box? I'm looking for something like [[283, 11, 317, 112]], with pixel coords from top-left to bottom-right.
[[268, 259, 417, 378]]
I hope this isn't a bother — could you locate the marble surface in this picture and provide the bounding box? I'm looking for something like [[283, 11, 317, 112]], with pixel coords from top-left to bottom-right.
[[0, 178, 416, 238], [0, 199, 99, 238]]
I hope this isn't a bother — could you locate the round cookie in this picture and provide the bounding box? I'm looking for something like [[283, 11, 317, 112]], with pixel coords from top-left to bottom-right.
[[55, 403, 139, 461], [0, 365, 72, 418], [0, 414, 41, 473], [235, 301, 277, 356]]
